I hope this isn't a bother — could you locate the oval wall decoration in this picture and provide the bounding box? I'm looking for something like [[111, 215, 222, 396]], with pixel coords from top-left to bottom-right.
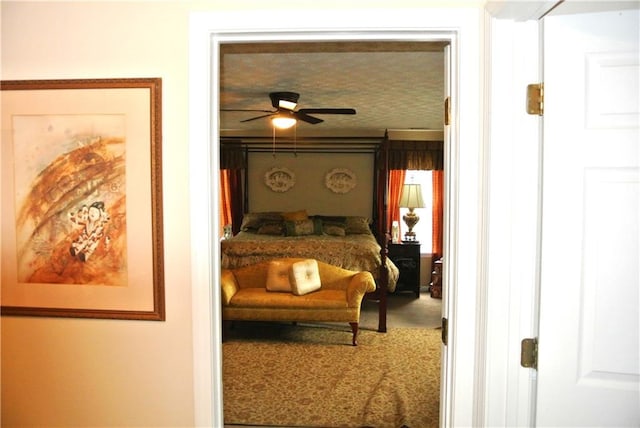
[[325, 168, 357, 194], [264, 167, 295, 192]]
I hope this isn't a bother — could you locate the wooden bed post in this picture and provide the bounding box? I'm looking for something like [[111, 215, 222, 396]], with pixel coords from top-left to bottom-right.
[[243, 146, 249, 214], [375, 130, 390, 333]]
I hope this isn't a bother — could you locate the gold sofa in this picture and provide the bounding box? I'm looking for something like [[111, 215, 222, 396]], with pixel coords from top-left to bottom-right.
[[221, 258, 376, 345]]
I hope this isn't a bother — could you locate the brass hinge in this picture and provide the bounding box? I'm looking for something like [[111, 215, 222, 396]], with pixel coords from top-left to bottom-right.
[[521, 337, 538, 369], [526, 83, 544, 116], [444, 97, 451, 126], [441, 317, 448, 346]]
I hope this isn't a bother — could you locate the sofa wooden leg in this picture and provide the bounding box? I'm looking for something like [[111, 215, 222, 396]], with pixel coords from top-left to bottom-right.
[[349, 322, 359, 346]]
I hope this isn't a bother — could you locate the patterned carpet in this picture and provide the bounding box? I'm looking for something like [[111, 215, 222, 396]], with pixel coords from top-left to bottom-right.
[[223, 323, 441, 428]]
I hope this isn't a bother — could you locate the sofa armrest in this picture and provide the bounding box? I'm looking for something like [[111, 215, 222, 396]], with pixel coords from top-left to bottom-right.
[[221, 269, 239, 306], [345, 271, 376, 307]]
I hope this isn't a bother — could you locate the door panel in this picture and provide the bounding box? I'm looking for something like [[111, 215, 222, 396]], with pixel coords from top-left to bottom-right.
[[537, 7, 639, 427]]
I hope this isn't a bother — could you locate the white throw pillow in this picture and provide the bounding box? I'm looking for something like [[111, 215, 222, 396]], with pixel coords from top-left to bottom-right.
[[290, 259, 321, 296], [266, 260, 292, 292]]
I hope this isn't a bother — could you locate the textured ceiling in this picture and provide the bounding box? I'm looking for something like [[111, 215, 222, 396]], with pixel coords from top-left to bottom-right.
[[219, 42, 446, 141]]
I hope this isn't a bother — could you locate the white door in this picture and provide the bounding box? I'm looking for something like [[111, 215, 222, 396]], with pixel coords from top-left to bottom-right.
[[537, 6, 640, 427]]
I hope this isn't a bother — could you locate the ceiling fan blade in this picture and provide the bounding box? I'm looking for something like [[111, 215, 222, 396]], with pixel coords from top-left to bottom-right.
[[294, 111, 324, 124], [240, 113, 276, 123], [297, 108, 356, 115], [221, 109, 276, 113]]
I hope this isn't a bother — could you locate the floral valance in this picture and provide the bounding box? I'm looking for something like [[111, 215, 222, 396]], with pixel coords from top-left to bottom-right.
[[386, 140, 444, 170], [220, 143, 247, 170]]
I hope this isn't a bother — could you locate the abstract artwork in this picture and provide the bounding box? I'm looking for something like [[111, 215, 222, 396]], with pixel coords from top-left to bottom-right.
[[1, 79, 164, 320], [14, 115, 127, 285]]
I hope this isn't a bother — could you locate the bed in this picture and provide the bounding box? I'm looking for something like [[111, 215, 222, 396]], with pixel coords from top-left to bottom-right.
[[220, 211, 398, 332], [221, 213, 399, 289], [221, 133, 426, 332]]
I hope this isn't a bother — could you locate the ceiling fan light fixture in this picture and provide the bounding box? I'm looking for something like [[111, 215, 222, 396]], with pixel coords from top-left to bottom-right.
[[270, 91, 300, 110], [278, 99, 297, 110], [271, 115, 297, 129]]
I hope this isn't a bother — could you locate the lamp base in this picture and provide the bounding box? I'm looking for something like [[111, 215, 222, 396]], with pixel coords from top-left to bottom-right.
[[402, 209, 420, 244], [402, 232, 419, 244], [402, 239, 420, 244]]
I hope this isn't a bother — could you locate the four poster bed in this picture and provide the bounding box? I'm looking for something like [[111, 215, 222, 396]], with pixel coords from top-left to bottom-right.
[[220, 134, 443, 333]]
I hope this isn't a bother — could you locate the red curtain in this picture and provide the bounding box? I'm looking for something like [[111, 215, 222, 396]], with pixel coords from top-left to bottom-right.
[[387, 170, 406, 234], [219, 169, 245, 236], [219, 170, 232, 237], [432, 169, 444, 257]]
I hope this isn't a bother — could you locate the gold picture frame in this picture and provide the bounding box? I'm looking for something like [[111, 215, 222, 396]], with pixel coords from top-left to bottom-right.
[[1, 78, 165, 320]]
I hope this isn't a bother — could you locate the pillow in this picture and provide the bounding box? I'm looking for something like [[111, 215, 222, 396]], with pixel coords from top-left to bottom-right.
[[266, 260, 292, 292], [312, 217, 324, 235], [257, 222, 284, 235], [239, 213, 263, 231], [240, 212, 283, 231], [290, 259, 321, 295], [345, 216, 372, 234], [315, 215, 346, 226], [284, 219, 316, 236], [281, 209, 308, 222], [323, 224, 346, 236]]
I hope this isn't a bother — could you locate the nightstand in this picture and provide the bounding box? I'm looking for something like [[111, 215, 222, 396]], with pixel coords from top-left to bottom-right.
[[430, 259, 442, 299], [388, 242, 421, 298]]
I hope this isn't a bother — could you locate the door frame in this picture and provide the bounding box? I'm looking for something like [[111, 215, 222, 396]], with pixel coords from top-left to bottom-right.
[[189, 7, 485, 427], [482, 14, 543, 427]]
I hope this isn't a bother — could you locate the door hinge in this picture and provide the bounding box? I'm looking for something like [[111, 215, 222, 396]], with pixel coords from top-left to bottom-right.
[[526, 83, 544, 116], [441, 317, 448, 346], [444, 97, 451, 126], [521, 337, 538, 369]]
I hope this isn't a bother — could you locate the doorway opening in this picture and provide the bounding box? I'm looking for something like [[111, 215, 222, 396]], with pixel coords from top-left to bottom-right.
[[188, 14, 481, 425], [215, 35, 454, 427]]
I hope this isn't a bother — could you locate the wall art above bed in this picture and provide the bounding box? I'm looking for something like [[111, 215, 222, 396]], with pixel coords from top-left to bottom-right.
[[325, 168, 356, 194], [264, 167, 295, 192]]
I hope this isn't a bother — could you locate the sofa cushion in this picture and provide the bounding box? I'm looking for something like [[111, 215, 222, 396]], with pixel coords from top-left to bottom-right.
[[291, 259, 321, 295], [228, 288, 347, 309], [266, 260, 292, 292]]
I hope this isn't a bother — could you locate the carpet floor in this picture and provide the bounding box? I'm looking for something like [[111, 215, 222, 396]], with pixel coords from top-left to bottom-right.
[[360, 286, 442, 330], [223, 287, 442, 428]]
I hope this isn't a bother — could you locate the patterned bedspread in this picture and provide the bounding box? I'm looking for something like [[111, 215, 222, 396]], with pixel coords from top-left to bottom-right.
[[221, 231, 398, 292]]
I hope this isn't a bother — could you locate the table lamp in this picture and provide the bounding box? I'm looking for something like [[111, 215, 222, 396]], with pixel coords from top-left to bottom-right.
[[399, 183, 425, 242]]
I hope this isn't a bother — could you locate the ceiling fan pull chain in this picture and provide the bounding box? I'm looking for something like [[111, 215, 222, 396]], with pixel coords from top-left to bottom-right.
[[272, 126, 276, 158]]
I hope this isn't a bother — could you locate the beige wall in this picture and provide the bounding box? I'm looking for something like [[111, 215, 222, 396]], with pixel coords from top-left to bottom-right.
[[1, 1, 482, 426], [0, 2, 197, 426], [247, 152, 374, 216]]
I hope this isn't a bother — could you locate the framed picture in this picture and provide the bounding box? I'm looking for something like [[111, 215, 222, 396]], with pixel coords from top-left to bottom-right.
[[1, 78, 165, 320]]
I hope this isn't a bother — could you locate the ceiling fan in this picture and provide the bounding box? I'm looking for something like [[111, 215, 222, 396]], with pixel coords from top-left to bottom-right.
[[222, 91, 356, 128]]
